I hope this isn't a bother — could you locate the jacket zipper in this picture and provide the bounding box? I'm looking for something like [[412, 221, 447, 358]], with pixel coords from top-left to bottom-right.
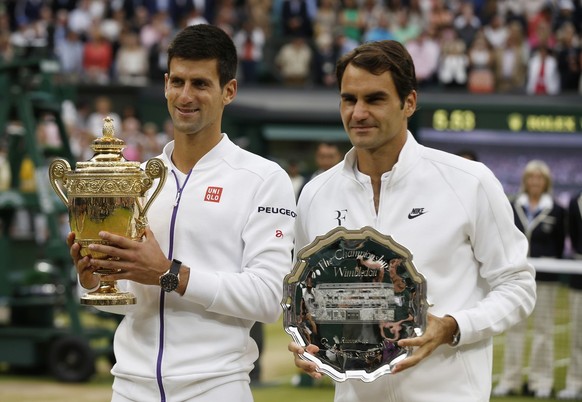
[[156, 168, 193, 402]]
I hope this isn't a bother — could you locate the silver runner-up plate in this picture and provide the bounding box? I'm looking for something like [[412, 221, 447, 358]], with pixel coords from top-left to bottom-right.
[[282, 226, 429, 382]]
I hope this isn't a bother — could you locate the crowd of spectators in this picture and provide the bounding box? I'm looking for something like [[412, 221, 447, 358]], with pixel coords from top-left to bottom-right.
[[0, 0, 581, 94]]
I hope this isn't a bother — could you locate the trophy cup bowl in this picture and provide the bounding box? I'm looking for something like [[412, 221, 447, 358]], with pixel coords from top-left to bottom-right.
[[48, 116, 167, 305], [282, 226, 429, 382]]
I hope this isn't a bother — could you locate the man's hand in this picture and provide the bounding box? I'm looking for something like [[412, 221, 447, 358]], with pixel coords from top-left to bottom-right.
[[67, 231, 100, 289], [85, 227, 171, 287], [288, 342, 323, 380], [392, 313, 459, 373]]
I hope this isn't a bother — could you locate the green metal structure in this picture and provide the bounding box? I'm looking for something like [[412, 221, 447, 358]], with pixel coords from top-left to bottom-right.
[[0, 57, 116, 382]]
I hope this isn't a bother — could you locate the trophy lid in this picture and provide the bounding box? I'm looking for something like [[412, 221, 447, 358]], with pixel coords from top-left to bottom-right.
[[75, 116, 141, 172]]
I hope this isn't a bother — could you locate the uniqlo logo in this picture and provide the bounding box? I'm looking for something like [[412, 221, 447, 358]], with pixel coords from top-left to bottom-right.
[[204, 186, 223, 203]]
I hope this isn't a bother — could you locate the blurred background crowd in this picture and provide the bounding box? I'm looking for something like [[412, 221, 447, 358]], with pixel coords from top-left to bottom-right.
[[0, 0, 581, 94]]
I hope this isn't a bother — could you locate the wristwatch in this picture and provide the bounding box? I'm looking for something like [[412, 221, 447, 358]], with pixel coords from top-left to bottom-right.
[[160, 259, 181, 292]]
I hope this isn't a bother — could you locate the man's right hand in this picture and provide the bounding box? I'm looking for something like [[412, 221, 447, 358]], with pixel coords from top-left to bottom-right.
[[288, 341, 323, 380], [67, 232, 100, 290]]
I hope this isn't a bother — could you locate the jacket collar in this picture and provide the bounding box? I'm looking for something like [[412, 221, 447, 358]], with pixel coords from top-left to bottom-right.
[[160, 133, 235, 171], [341, 131, 422, 183]]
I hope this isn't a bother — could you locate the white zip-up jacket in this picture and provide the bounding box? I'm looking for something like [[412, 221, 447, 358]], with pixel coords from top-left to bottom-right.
[[296, 132, 536, 402], [100, 134, 296, 401]]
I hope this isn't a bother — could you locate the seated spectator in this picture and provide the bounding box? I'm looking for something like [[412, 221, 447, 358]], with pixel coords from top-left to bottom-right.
[[87, 96, 122, 138], [55, 28, 84, 82], [363, 13, 395, 43], [494, 20, 529, 93], [338, 0, 364, 43], [526, 42, 561, 95], [281, 0, 313, 39], [82, 25, 113, 84], [429, 0, 454, 33], [275, 35, 313, 86], [527, 4, 555, 50], [392, 8, 422, 45], [555, 21, 581, 93], [483, 12, 508, 49], [0, 32, 15, 63], [438, 28, 468, 88], [406, 28, 440, 88], [115, 30, 149, 86], [233, 19, 265, 84], [467, 31, 495, 93], [361, 0, 386, 34], [313, 32, 337, 87], [453, 1, 481, 49]]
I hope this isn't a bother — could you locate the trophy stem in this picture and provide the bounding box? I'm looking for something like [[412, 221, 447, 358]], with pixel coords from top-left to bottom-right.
[[80, 279, 136, 306]]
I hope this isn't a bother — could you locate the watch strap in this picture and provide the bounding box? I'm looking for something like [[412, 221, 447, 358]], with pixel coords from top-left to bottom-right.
[[169, 259, 182, 275]]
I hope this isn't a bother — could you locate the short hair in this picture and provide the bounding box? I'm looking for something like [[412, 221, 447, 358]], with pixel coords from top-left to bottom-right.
[[335, 40, 417, 108], [167, 24, 237, 88], [520, 159, 553, 194]]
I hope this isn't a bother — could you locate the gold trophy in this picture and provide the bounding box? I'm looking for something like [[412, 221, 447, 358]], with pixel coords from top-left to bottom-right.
[[49, 117, 167, 305]]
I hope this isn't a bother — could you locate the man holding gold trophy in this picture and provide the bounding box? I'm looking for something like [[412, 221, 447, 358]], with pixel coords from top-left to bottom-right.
[[288, 40, 537, 401], [67, 25, 296, 401]]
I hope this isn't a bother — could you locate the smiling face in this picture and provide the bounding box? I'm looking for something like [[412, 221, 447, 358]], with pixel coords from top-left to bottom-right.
[[339, 64, 416, 154], [164, 57, 236, 139]]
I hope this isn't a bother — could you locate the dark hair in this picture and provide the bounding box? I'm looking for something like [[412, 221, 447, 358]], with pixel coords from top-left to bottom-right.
[[167, 24, 237, 88], [336, 40, 417, 108]]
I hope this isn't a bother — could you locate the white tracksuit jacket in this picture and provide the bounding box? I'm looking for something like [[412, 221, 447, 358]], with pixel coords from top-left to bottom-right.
[[295, 132, 536, 402], [99, 134, 296, 401]]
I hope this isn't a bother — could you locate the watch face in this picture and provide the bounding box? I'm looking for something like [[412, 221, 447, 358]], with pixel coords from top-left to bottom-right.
[[161, 273, 179, 292]]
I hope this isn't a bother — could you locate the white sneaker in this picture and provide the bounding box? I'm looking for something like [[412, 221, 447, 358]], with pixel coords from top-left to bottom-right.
[[557, 388, 582, 400], [535, 388, 552, 399], [492, 384, 519, 397]]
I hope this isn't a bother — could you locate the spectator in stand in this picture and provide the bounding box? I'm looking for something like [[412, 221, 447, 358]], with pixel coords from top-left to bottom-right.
[[406, 28, 440, 88], [363, 13, 396, 43], [483, 12, 508, 49], [494, 20, 529, 93], [467, 31, 495, 93], [275, 35, 313, 86], [555, 21, 581, 93], [86, 95, 122, 139], [0, 32, 14, 62], [82, 24, 113, 84], [438, 28, 468, 89], [140, 10, 172, 50], [309, 141, 342, 180], [392, 8, 422, 45], [407, 0, 430, 32], [119, 116, 144, 162], [313, 31, 337, 87], [281, 0, 313, 39], [360, 0, 386, 34], [526, 41, 561, 95], [429, 0, 454, 34], [55, 28, 84, 82], [339, 0, 364, 44], [115, 30, 149, 86], [557, 192, 582, 401], [313, 0, 338, 46], [99, 7, 125, 47], [67, 0, 93, 38], [527, 4, 556, 50], [493, 160, 566, 399], [453, 1, 481, 49], [553, 0, 577, 32], [233, 18, 265, 84]]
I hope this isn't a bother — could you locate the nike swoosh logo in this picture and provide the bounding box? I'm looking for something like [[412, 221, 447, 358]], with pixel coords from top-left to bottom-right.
[[408, 211, 427, 219]]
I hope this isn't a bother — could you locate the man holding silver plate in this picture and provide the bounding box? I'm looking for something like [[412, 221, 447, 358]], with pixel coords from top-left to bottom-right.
[[287, 40, 536, 402]]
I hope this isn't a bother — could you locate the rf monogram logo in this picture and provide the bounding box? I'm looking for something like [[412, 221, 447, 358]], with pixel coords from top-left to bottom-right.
[[335, 209, 347, 225]]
